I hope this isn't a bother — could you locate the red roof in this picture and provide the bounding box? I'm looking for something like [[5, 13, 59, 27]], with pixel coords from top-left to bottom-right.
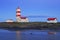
[[20, 17, 26, 19], [47, 18, 56, 21], [16, 6, 21, 10]]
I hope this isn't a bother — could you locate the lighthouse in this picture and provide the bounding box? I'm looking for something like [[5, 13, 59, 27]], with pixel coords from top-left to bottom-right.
[[16, 7, 21, 22], [16, 7, 29, 22]]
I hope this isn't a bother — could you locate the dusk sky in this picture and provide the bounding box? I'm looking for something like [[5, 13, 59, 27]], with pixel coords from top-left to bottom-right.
[[0, 0, 60, 22]]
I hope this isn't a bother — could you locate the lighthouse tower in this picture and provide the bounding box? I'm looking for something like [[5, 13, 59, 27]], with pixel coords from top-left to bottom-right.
[[16, 6, 29, 22], [16, 7, 21, 22]]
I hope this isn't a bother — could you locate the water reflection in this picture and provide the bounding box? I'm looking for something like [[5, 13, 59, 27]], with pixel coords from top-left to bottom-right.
[[47, 31, 56, 40], [0, 29, 60, 40], [48, 31, 56, 35], [16, 31, 20, 40]]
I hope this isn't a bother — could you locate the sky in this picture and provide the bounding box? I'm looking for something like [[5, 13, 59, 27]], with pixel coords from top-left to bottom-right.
[[0, 0, 60, 22]]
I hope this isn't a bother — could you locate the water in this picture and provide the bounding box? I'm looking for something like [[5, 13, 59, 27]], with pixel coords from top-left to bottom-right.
[[0, 29, 60, 40]]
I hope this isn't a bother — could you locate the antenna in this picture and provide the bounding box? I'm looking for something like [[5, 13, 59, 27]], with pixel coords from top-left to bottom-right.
[[17, 0, 19, 7], [17, 0, 22, 9], [17, 0, 23, 7]]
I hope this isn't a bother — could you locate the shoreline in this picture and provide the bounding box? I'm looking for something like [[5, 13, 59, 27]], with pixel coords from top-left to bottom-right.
[[0, 22, 60, 31]]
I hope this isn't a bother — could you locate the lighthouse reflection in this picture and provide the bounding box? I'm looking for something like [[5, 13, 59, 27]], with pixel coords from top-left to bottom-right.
[[15, 30, 58, 40], [16, 30, 21, 40], [0, 29, 60, 40]]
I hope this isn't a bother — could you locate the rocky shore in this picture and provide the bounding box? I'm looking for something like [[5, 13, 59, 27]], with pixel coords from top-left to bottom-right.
[[0, 22, 60, 30]]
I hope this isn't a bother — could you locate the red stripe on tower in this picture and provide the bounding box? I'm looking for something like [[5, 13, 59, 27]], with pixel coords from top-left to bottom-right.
[[16, 11, 21, 13]]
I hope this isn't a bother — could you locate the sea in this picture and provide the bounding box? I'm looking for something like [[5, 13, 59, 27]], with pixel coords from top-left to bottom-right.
[[0, 28, 60, 40]]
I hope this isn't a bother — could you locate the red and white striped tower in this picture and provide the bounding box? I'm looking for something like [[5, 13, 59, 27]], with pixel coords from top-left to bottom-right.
[[16, 6, 21, 22], [16, 6, 21, 17]]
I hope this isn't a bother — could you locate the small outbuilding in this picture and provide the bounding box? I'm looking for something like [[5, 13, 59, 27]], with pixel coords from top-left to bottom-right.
[[6, 19, 14, 22], [47, 18, 57, 23]]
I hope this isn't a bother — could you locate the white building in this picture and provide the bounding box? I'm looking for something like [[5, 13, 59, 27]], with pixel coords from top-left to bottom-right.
[[6, 19, 13, 22], [16, 7, 29, 22], [47, 18, 57, 23]]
